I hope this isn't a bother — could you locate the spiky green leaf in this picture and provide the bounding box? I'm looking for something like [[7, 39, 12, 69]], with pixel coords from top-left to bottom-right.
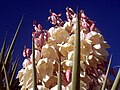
[[0, 33, 7, 68], [111, 68, 120, 90], [9, 56, 18, 78], [72, 7, 80, 90], [101, 55, 112, 90], [3, 64, 10, 90], [9, 58, 19, 86], [2, 15, 24, 71]]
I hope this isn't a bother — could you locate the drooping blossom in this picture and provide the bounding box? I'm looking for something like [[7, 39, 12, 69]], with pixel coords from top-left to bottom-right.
[[23, 46, 31, 58], [48, 9, 64, 26], [22, 58, 31, 68], [17, 7, 113, 90], [33, 20, 49, 50]]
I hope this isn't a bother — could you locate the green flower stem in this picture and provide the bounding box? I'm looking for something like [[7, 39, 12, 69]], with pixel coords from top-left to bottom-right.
[[72, 7, 80, 90], [58, 59, 62, 90], [32, 38, 37, 90]]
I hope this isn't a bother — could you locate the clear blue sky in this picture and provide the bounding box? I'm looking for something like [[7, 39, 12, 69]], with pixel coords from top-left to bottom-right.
[[0, 0, 120, 70]]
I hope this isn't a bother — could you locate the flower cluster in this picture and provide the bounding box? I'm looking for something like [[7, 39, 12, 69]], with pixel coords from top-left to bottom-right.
[[17, 7, 111, 90]]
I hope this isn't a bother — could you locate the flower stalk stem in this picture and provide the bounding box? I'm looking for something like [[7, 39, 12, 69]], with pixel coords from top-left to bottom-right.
[[58, 59, 62, 90], [32, 38, 37, 90]]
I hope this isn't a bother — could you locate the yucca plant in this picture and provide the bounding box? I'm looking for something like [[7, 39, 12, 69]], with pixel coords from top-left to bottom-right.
[[17, 7, 120, 90], [0, 16, 23, 90]]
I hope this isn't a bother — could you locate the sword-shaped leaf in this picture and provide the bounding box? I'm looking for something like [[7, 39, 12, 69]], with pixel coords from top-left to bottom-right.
[[111, 68, 120, 90], [9, 57, 19, 86], [3, 64, 10, 90], [0, 33, 7, 90], [0, 33, 7, 66], [72, 7, 80, 90], [2, 15, 24, 71], [1, 49, 13, 81], [0, 71, 3, 90], [9, 56, 18, 78], [101, 55, 112, 90]]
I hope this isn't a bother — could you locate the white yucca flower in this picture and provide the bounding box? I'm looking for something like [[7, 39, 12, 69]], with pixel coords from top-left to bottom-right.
[[17, 7, 111, 90]]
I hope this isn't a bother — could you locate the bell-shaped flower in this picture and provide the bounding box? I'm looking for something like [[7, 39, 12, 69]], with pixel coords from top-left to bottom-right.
[[52, 27, 69, 43], [22, 58, 31, 68], [58, 43, 74, 58], [62, 60, 73, 70], [18, 64, 33, 89], [43, 76, 57, 89], [37, 58, 53, 80], [46, 37, 58, 49], [68, 34, 75, 45], [41, 44, 58, 61], [63, 22, 73, 34], [30, 50, 41, 63], [16, 69, 24, 82]]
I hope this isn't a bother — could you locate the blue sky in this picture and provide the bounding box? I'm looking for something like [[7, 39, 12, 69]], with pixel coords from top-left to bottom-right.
[[0, 0, 120, 70]]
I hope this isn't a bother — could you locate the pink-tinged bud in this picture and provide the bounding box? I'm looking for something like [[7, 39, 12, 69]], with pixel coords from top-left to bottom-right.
[[22, 59, 31, 68], [81, 21, 89, 30], [65, 69, 72, 82], [48, 16, 51, 21], [52, 12, 57, 16], [38, 24, 42, 30], [58, 13, 62, 17], [23, 49, 27, 58], [33, 20, 37, 26], [51, 16, 56, 25], [82, 21, 87, 27], [34, 26, 38, 31], [62, 72, 68, 86], [39, 34, 45, 46], [32, 32, 36, 38], [81, 12, 86, 19], [44, 31, 49, 41], [26, 48, 31, 58], [90, 23, 95, 31], [34, 38, 40, 47], [23, 48, 31, 58]]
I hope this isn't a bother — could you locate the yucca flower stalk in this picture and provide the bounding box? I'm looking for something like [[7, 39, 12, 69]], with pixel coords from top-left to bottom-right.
[[57, 51, 62, 90], [32, 37, 37, 90], [17, 7, 120, 90]]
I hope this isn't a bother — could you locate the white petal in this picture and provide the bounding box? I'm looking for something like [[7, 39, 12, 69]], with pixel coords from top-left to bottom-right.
[[30, 50, 41, 63], [68, 51, 74, 60], [65, 61, 73, 67], [93, 44, 101, 49], [80, 71, 86, 77]]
